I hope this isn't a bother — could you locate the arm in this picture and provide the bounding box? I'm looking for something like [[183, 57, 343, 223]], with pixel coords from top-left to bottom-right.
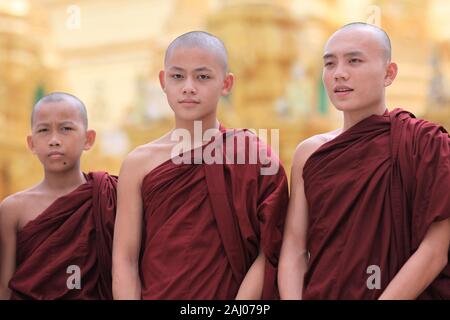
[[112, 155, 145, 300], [0, 200, 17, 299], [379, 218, 450, 300], [278, 143, 312, 300], [235, 247, 265, 300]]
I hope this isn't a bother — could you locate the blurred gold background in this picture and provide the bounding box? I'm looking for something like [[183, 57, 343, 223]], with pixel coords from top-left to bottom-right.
[[1, 0, 450, 199]]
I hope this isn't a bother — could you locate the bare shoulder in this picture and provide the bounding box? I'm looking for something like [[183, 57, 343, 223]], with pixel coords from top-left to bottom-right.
[[0, 188, 37, 230], [292, 129, 342, 172], [120, 133, 176, 182]]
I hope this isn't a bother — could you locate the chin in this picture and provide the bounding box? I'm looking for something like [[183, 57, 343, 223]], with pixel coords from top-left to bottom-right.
[[332, 102, 363, 112], [175, 110, 214, 123], [44, 163, 75, 173], [175, 113, 203, 122], [333, 104, 352, 112]]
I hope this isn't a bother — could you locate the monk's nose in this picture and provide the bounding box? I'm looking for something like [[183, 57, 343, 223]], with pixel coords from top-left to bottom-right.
[[334, 65, 349, 81], [182, 79, 197, 95], [48, 134, 61, 147]]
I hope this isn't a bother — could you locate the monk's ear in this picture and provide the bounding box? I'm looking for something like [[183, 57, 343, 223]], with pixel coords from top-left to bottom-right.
[[159, 70, 166, 92], [384, 62, 398, 87], [221, 73, 234, 96], [27, 135, 36, 154], [83, 129, 96, 151]]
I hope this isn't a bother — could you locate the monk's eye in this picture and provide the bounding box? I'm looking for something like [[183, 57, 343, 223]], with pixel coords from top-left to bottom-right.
[[37, 128, 48, 133], [324, 61, 334, 67], [171, 74, 183, 80], [62, 127, 73, 131], [349, 58, 362, 64], [197, 74, 211, 80]]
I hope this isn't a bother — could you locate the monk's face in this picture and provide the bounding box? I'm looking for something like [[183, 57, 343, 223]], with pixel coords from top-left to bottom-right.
[[159, 46, 233, 123], [322, 28, 397, 113], [27, 101, 95, 173]]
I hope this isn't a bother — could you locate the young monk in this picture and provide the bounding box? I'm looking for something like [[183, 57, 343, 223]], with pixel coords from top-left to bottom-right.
[[279, 22, 450, 300], [112, 31, 289, 300], [0, 92, 117, 300]]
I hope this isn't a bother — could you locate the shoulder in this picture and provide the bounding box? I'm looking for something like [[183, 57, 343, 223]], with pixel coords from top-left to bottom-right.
[[412, 118, 448, 138], [88, 171, 119, 188], [124, 134, 170, 164], [124, 143, 154, 165], [391, 108, 448, 136], [230, 128, 281, 157], [233, 128, 285, 171], [292, 129, 341, 172], [1, 188, 38, 211], [391, 109, 449, 149], [0, 189, 36, 229], [120, 134, 176, 181]]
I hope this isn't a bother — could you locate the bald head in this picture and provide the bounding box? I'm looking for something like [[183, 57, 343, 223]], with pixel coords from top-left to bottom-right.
[[330, 22, 392, 62], [164, 31, 228, 72], [31, 92, 88, 129]]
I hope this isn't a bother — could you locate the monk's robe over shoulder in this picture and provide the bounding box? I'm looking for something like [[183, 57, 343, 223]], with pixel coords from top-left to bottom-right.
[[139, 128, 289, 299], [392, 109, 450, 299], [302, 108, 449, 299], [9, 172, 117, 300]]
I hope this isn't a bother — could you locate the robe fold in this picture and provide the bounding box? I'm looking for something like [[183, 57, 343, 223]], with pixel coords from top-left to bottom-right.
[[302, 108, 450, 299], [139, 128, 288, 299], [9, 172, 117, 300]]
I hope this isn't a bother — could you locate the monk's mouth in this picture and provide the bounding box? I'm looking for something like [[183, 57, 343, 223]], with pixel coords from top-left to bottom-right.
[[334, 89, 354, 96], [334, 88, 354, 93], [179, 100, 200, 104], [48, 152, 64, 158]]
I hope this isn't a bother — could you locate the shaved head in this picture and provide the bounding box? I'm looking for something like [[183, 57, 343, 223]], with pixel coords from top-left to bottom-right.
[[31, 92, 88, 129], [331, 22, 392, 62], [164, 31, 228, 72]]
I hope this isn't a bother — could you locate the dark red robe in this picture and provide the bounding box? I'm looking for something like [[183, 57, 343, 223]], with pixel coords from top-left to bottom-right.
[[9, 172, 117, 300], [139, 128, 288, 299], [302, 108, 450, 299]]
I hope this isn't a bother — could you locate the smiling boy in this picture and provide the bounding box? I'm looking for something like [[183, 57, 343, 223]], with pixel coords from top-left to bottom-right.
[[0, 92, 117, 300], [112, 31, 288, 300]]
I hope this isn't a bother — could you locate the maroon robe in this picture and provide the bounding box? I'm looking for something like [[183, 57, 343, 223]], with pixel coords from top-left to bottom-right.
[[302, 108, 450, 299], [9, 172, 117, 300], [139, 128, 288, 299]]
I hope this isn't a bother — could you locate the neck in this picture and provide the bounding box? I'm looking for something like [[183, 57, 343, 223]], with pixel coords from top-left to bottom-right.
[[174, 113, 220, 148], [41, 165, 86, 194], [342, 103, 387, 131]]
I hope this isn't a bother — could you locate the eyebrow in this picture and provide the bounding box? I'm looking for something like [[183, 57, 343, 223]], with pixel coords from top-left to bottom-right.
[[323, 51, 365, 60], [60, 121, 78, 126], [35, 120, 78, 127], [193, 67, 213, 73], [34, 122, 49, 127], [168, 66, 214, 73]]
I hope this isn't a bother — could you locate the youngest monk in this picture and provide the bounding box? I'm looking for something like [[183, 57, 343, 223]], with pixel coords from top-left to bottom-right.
[[0, 92, 117, 300]]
